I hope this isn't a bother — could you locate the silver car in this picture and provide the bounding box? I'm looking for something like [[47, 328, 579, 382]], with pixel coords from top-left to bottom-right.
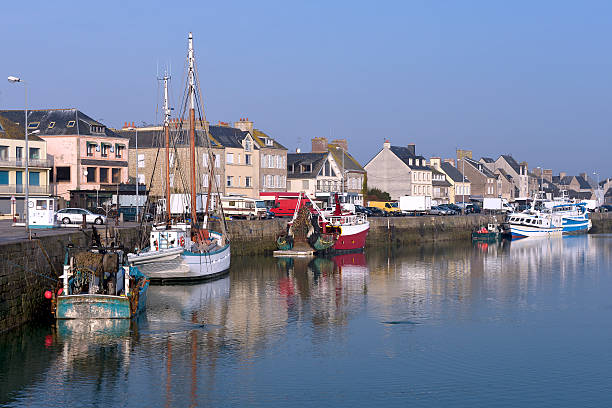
[[56, 208, 106, 225]]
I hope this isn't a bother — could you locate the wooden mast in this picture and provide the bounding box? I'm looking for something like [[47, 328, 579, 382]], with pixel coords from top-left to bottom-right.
[[162, 74, 172, 224], [188, 32, 198, 229]]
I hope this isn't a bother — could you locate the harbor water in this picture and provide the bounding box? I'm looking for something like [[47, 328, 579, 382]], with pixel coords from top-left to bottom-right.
[[2, 235, 612, 407]]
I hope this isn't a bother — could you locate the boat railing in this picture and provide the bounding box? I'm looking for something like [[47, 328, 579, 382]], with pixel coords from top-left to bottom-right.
[[327, 213, 367, 226]]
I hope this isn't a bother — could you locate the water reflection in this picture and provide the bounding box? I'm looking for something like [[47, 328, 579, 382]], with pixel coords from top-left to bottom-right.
[[3, 235, 612, 407]]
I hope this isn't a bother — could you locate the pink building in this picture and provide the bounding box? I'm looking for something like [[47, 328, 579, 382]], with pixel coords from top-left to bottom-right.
[[0, 109, 129, 202]]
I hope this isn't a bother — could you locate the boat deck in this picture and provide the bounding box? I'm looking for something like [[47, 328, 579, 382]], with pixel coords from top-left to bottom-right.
[[273, 249, 315, 257]]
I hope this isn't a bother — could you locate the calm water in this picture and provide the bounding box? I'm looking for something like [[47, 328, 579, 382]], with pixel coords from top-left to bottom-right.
[[2, 235, 612, 407]]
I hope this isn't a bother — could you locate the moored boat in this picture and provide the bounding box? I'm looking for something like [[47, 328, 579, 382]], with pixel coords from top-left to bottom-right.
[[55, 246, 149, 319], [507, 211, 563, 239]]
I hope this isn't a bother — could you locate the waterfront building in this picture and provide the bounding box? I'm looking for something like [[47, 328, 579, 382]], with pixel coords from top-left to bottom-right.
[[427, 160, 451, 205], [0, 115, 51, 215], [0, 109, 128, 203], [364, 141, 432, 200], [234, 118, 288, 195], [457, 154, 499, 200], [286, 152, 345, 204], [480, 154, 530, 201], [436, 159, 471, 204], [311, 137, 365, 204]]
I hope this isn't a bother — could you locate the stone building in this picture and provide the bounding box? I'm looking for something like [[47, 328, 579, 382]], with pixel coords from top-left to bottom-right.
[[437, 160, 471, 204], [0, 109, 128, 202], [457, 155, 499, 200], [286, 152, 344, 205], [364, 141, 431, 200]]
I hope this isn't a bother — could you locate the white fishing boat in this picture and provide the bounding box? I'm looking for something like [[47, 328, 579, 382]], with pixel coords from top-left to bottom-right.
[[507, 211, 563, 239], [127, 223, 188, 265]]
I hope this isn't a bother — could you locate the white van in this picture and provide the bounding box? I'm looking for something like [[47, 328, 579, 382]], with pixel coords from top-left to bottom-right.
[[221, 196, 267, 219]]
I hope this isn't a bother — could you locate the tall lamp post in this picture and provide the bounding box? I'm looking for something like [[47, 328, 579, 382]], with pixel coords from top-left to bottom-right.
[[335, 145, 345, 202], [127, 126, 139, 222], [8, 76, 32, 237]]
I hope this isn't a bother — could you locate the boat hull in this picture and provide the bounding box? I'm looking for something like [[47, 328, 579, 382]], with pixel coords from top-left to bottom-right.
[[145, 244, 231, 284], [562, 217, 592, 235], [331, 222, 369, 252], [57, 294, 145, 319], [510, 225, 563, 239]]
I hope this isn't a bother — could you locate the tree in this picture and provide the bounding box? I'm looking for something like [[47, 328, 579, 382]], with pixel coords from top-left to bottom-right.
[[366, 187, 391, 202]]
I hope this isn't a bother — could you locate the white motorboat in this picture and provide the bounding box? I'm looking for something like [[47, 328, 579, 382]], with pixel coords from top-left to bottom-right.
[[507, 211, 563, 239]]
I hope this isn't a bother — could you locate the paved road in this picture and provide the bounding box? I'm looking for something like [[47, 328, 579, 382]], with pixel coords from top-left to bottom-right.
[[0, 220, 140, 244]]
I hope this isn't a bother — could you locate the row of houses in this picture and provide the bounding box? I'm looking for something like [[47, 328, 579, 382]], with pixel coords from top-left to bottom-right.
[[0, 107, 608, 216]]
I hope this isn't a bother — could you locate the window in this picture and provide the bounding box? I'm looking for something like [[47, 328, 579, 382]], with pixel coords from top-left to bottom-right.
[[214, 154, 220, 168], [245, 154, 252, 165], [276, 155, 280, 168], [215, 175, 220, 187], [86, 167, 96, 183], [101, 144, 110, 157], [36, 200, 47, 210], [29, 148, 40, 160], [29, 172, 40, 186], [202, 153, 208, 167], [138, 154, 145, 168], [261, 154, 267, 168], [245, 139, 252, 152], [227, 176, 233, 187], [99, 168, 108, 183], [275, 175, 280, 188], [56, 167, 71, 182], [169, 153, 175, 168], [67, 120, 75, 128], [0, 171, 8, 185], [226, 153, 234, 164], [302, 180, 309, 189], [15, 147, 23, 160], [111, 168, 121, 183], [245, 176, 252, 187], [301, 164, 311, 173], [28, 122, 40, 130], [86, 143, 95, 156], [48, 122, 55, 129], [115, 145, 125, 158], [170, 174, 174, 187], [266, 138, 273, 146], [0, 146, 7, 160], [203, 174, 209, 187], [138, 174, 145, 184]]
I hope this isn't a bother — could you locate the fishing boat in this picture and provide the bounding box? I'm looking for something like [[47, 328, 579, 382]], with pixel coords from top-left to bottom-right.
[[550, 202, 592, 234], [507, 211, 563, 239], [139, 32, 231, 282], [55, 233, 149, 319], [471, 223, 504, 242]]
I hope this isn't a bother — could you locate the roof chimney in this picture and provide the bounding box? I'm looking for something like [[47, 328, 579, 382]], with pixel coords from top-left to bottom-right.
[[383, 140, 391, 149], [311, 137, 328, 153], [123, 121, 128, 128], [407, 143, 415, 156], [233, 117, 253, 133], [331, 139, 348, 152]]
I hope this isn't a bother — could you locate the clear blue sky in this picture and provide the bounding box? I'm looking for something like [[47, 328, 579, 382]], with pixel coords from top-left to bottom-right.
[[1, 0, 610, 178]]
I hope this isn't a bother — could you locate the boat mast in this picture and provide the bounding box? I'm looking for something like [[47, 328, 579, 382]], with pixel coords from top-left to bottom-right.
[[188, 32, 198, 228], [162, 73, 172, 224]]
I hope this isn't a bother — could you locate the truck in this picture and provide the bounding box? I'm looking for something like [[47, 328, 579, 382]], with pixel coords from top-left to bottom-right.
[[221, 196, 268, 219], [483, 197, 513, 213], [399, 196, 432, 214], [367, 201, 402, 215]]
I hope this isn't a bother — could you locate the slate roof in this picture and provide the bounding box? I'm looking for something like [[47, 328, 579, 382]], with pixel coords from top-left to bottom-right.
[[388, 146, 429, 170], [465, 157, 496, 178], [552, 175, 561, 184], [0, 109, 127, 139], [116, 124, 254, 149], [497, 168, 513, 182], [567, 190, 593, 200], [576, 176, 592, 190], [605, 188, 612, 198], [500, 154, 521, 174], [0, 114, 44, 141], [252, 129, 287, 150], [559, 176, 573, 185], [287, 152, 327, 179], [480, 157, 495, 163], [440, 162, 469, 183], [432, 179, 452, 187]]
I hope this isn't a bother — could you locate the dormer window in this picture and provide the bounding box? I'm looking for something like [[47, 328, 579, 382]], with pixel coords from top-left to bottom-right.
[[48, 122, 55, 129], [67, 120, 76, 128], [409, 158, 413, 166], [91, 125, 105, 134], [115, 144, 125, 159], [245, 139, 252, 152], [265, 138, 273, 146], [28, 122, 40, 130], [301, 164, 311, 173]]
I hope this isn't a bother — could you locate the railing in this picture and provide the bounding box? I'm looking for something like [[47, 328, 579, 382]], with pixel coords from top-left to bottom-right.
[[326, 213, 367, 226], [0, 157, 52, 168], [0, 184, 50, 194]]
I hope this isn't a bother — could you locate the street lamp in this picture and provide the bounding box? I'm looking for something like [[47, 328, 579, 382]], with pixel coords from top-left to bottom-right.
[[335, 145, 345, 200], [8, 76, 32, 237]]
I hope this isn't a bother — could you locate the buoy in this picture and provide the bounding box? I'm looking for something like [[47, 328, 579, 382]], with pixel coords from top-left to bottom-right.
[[44, 290, 52, 299], [57, 288, 63, 296]]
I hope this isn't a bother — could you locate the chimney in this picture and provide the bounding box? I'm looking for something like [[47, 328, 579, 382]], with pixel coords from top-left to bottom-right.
[[123, 121, 128, 129], [331, 139, 348, 152], [383, 140, 391, 149], [233, 117, 253, 133], [579, 172, 587, 180], [429, 157, 441, 169], [407, 143, 416, 156], [131, 121, 135, 128], [443, 158, 455, 166], [559, 171, 567, 179], [311, 137, 328, 153]]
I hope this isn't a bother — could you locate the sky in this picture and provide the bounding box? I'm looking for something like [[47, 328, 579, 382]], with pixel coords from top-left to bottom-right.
[[1, 0, 611, 178]]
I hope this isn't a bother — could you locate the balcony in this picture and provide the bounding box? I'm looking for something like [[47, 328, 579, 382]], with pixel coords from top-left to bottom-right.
[[0, 157, 52, 168], [0, 184, 51, 195]]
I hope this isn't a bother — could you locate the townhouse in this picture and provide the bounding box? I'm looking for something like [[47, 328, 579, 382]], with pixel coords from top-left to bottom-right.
[[286, 152, 343, 204], [457, 153, 499, 200], [364, 141, 431, 200], [0, 115, 52, 215]]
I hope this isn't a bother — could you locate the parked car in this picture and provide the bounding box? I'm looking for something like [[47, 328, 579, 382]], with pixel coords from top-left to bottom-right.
[[117, 206, 153, 222], [437, 204, 458, 215], [429, 205, 453, 216], [465, 203, 482, 214], [355, 205, 372, 216], [264, 208, 276, 219], [56, 208, 106, 225], [599, 204, 612, 212], [366, 206, 387, 217]]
